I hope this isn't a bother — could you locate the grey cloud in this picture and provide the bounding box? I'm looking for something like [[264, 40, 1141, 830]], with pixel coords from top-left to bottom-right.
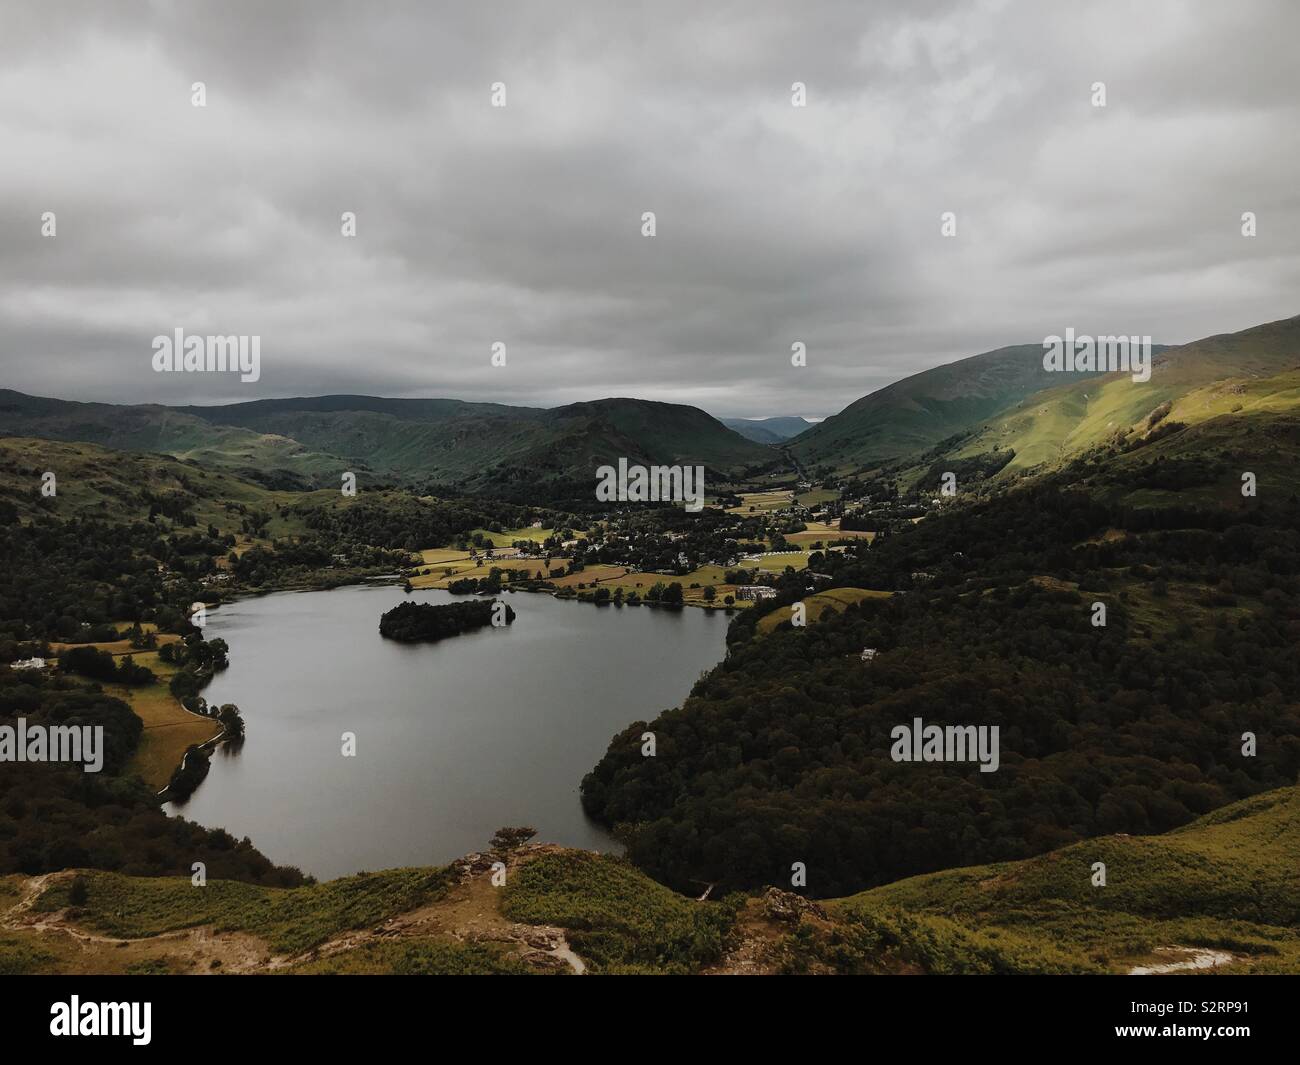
[[0, 0, 1297, 418]]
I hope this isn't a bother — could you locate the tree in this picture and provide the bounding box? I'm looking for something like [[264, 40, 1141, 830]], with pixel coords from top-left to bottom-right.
[[489, 826, 537, 854], [703, 585, 716, 602], [217, 704, 246, 740]]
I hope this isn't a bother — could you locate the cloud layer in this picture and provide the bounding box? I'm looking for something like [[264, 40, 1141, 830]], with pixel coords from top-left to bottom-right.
[[2, 0, 1297, 418]]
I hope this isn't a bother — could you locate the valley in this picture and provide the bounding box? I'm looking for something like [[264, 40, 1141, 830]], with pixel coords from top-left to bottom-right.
[[3, 312, 1300, 976]]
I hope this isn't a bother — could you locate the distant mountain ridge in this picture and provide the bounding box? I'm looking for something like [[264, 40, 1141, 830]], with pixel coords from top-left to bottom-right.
[[0, 390, 776, 499], [5, 313, 1297, 497], [721, 416, 814, 445]]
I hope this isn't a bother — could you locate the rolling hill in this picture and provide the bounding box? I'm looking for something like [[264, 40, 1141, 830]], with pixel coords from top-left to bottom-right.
[[0, 435, 324, 535], [0, 391, 777, 499], [0, 389, 348, 490]]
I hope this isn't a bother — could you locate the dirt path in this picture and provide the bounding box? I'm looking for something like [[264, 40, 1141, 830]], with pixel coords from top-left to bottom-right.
[[2, 850, 588, 976], [2, 871, 275, 974], [1128, 947, 1237, 975]]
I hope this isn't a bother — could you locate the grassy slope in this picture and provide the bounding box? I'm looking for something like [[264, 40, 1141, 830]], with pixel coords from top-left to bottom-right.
[[32, 866, 454, 956], [6, 785, 1295, 974], [0, 436, 316, 540], [756, 587, 892, 634], [500, 850, 736, 974], [941, 315, 1300, 479], [789, 314, 1300, 484], [789, 343, 1064, 471], [1, 391, 775, 492], [0, 390, 351, 487], [109, 649, 220, 790], [834, 786, 1300, 974]]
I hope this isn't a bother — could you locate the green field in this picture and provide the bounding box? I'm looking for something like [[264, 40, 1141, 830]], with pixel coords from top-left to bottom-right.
[[726, 490, 793, 514], [756, 588, 892, 634], [795, 488, 839, 507], [463, 526, 556, 547], [559, 564, 749, 607], [748, 551, 809, 573]]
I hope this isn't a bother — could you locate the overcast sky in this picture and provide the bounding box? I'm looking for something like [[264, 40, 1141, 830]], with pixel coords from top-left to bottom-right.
[[2, 0, 1297, 419]]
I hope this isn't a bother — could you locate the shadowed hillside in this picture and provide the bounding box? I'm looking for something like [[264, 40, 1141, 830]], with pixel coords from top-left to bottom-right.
[[0, 391, 776, 499]]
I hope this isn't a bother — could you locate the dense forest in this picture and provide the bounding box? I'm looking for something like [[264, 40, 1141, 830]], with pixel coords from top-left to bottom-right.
[[0, 503, 305, 885], [0, 508, 198, 648], [288, 494, 531, 554], [582, 477, 1300, 897], [379, 599, 515, 642], [0, 668, 302, 884], [228, 493, 555, 589]]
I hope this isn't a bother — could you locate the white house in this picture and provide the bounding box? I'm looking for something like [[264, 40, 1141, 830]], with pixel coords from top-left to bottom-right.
[[10, 657, 46, 670], [860, 648, 878, 662]]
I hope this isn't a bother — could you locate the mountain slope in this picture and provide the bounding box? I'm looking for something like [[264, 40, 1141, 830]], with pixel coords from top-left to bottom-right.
[[933, 314, 1300, 478], [788, 344, 1080, 472], [798, 314, 1300, 484], [0, 391, 776, 498], [188, 395, 776, 493], [0, 389, 349, 489]]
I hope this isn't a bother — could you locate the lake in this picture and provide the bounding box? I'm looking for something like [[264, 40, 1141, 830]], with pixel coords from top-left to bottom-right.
[[165, 584, 731, 880]]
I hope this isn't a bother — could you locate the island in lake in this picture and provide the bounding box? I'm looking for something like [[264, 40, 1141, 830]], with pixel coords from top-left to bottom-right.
[[379, 599, 516, 643]]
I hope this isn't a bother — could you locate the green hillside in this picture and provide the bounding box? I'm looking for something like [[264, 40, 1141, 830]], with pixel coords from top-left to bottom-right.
[[926, 315, 1300, 486], [835, 786, 1300, 974], [0, 389, 350, 489], [0, 435, 321, 538], [0, 391, 776, 499], [186, 395, 775, 491], [788, 343, 1069, 472], [5, 785, 1295, 975], [789, 315, 1300, 485]]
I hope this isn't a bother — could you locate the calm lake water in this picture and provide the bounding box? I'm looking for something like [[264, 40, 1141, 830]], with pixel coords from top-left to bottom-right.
[[165, 584, 730, 880]]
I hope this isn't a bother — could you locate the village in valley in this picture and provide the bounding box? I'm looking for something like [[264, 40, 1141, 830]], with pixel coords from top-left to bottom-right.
[[401, 474, 946, 613]]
